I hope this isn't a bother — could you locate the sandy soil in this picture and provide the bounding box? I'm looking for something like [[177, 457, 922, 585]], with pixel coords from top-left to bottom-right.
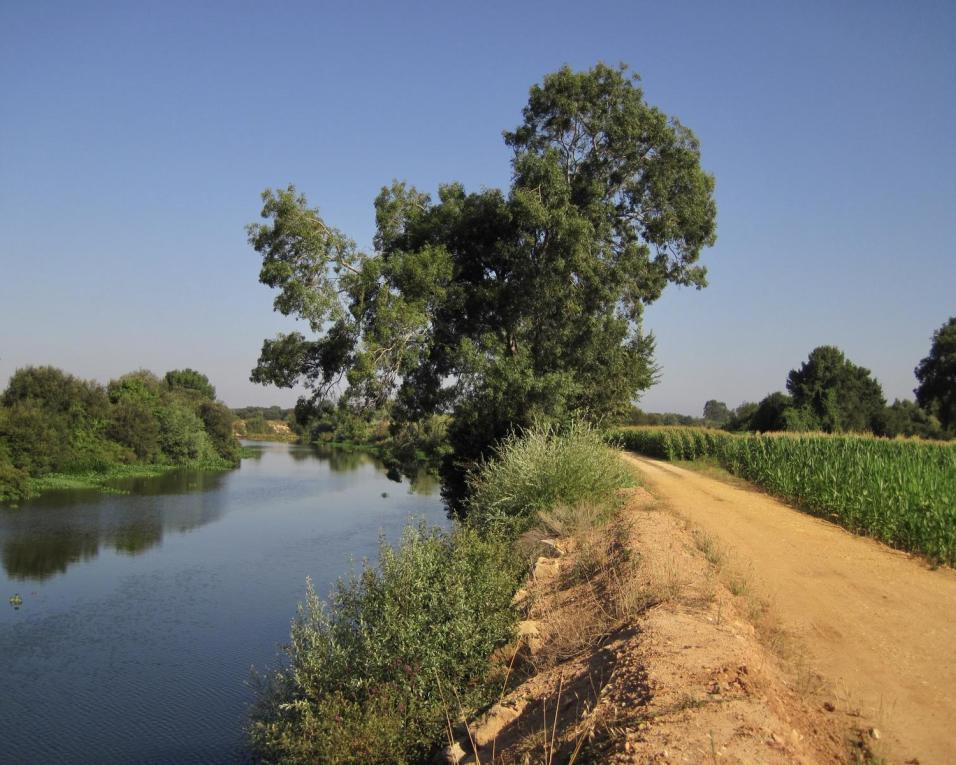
[[449, 487, 857, 765], [622, 453, 956, 764]]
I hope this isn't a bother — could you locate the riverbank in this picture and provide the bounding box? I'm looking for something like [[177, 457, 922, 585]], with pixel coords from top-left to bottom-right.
[[27, 458, 238, 496], [251, 424, 898, 764], [248, 423, 637, 763], [457, 478, 873, 764], [0, 440, 447, 763], [0, 456, 242, 507]]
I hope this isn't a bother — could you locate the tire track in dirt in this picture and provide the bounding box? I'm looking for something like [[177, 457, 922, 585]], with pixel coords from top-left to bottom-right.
[[621, 453, 956, 764]]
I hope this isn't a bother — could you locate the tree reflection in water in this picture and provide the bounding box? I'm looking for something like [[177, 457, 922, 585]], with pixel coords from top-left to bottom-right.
[[0, 470, 228, 581]]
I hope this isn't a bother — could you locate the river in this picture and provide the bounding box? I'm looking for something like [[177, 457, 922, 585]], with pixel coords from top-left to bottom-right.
[[0, 441, 447, 763]]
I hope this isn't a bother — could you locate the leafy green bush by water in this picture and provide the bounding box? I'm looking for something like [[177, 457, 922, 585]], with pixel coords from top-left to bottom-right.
[[251, 422, 639, 763], [611, 427, 956, 566], [0, 365, 242, 503], [248, 524, 520, 765], [466, 421, 636, 535]]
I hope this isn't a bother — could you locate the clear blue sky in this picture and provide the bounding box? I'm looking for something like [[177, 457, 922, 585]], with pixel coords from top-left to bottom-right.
[[1, 0, 954, 414]]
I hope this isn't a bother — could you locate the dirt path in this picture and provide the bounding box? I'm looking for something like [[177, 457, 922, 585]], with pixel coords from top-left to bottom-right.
[[621, 453, 956, 765]]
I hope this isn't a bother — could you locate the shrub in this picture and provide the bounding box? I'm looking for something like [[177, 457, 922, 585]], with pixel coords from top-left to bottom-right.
[[249, 523, 519, 764], [2, 365, 109, 418], [466, 420, 635, 535], [157, 402, 218, 464], [108, 398, 162, 460], [198, 401, 240, 464], [0, 447, 29, 503]]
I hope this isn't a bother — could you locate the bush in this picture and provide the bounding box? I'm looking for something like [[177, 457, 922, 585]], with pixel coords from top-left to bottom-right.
[[466, 420, 635, 535], [157, 402, 218, 464], [249, 523, 519, 764], [0, 447, 29, 504], [199, 401, 240, 464], [108, 398, 162, 460], [2, 365, 110, 418]]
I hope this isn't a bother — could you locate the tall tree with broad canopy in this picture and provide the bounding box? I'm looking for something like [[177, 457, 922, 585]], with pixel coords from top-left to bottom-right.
[[786, 346, 885, 433], [703, 400, 731, 425], [247, 64, 717, 485], [915, 316, 956, 433]]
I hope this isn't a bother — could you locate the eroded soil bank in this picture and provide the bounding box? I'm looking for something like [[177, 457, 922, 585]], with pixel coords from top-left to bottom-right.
[[450, 480, 877, 764], [622, 454, 956, 764]]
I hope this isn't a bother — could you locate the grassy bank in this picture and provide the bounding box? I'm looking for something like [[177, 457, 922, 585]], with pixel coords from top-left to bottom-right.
[[25, 458, 237, 497], [610, 426, 956, 566], [249, 422, 634, 765]]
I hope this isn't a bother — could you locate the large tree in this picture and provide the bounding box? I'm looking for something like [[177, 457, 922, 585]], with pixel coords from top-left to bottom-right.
[[786, 346, 885, 433], [247, 64, 717, 478], [702, 399, 730, 425], [915, 316, 956, 432]]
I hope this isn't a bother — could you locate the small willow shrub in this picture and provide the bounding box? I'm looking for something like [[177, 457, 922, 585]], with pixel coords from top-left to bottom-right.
[[248, 523, 519, 765], [467, 421, 636, 535]]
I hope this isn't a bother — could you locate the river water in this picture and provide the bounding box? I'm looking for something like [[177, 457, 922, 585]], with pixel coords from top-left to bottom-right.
[[0, 441, 447, 763]]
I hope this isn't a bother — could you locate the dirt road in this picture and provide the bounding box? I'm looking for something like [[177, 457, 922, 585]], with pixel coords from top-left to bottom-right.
[[621, 453, 956, 765]]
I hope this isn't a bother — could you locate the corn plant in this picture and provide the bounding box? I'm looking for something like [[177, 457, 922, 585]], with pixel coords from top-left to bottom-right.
[[609, 427, 956, 566]]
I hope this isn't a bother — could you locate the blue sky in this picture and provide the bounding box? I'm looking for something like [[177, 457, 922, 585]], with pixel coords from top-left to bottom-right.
[[1, 0, 954, 413]]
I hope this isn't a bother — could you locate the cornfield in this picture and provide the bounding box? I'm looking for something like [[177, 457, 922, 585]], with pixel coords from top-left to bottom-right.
[[609, 427, 956, 566]]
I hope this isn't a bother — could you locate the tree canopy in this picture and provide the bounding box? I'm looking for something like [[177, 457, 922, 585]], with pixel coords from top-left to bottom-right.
[[248, 64, 717, 477], [702, 400, 730, 425], [0, 365, 239, 502], [786, 345, 885, 433], [164, 368, 216, 400], [915, 316, 956, 433]]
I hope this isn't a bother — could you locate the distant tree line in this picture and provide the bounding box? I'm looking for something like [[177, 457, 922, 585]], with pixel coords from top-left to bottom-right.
[[631, 317, 955, 440], [232, 405, 293, 422], [0, 366, 241, 502]]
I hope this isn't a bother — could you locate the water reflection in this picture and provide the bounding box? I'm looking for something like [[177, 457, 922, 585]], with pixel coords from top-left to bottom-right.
[[0, 441, 445, 765], [0, 488, 228, 581], [0, 445, 440, 583], [3, 531, 100, 581], [310, 444, 380, 472]]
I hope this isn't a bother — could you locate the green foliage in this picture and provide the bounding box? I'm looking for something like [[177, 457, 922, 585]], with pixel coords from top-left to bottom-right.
[[247, 63, 717, 486], [164, 368, 216, 400], [251, 422, 638, 762], [2, 365, 110, 417], [199, 401, 241, 464], [0, 367, 122, 474], [249, 524, 519, 764], [232, 405, 292, 421], [619, 405, 702, 427], [612, 427, 956, 565], [107, 397, 161, 460], [702, 400, 730, 425], [0, 446, 29, 504], [0, 364, 241, 502], [108, 370, 164, 404], [746, 392, 797, 432], [915, 316, 956, 433], [724, 401, 758, 432], [385, 414, 453, 475], [244, 412, 270, 434], [156, 402, 218, 464], [786, 346, 885, 433], [877, 399, 947, 440], [467, 421, 635, 535]]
